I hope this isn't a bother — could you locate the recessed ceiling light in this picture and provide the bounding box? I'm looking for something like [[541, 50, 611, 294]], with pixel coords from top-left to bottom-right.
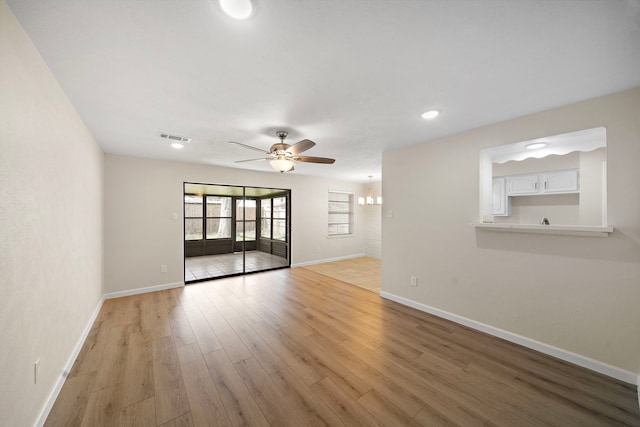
[[171, 142, 184, 149], [220, 0, 254, 20], [525, 142, 547, 150], [421, 110, 440, 120]]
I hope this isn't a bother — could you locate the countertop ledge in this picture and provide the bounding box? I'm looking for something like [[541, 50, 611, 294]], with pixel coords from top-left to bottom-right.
[[470, 223, 614, 237]]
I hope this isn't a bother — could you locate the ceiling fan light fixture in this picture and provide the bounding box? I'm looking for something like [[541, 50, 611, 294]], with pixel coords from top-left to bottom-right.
[[270, 158, 294, 173], [219, 0, 254, 20]]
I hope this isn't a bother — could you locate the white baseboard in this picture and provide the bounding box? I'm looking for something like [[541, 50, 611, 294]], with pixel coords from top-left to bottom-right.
[[35, 297, 104, 427], [291, 253, 366, 268], [103, 281, 184, 300], [380, 291, 638, 386]]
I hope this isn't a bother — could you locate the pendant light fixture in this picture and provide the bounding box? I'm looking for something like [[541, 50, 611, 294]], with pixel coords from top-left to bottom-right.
[[358, 176, 382, 206]]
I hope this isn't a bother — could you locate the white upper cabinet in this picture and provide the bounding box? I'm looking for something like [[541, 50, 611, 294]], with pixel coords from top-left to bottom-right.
[[507, 173, 540, 195], [492, 177, 510, 216], [541, 169, 580, 193], [506, 169, 579, 196]]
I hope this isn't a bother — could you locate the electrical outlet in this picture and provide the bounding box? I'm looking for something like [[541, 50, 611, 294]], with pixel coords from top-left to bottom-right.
[[410, 276, 417, 287], [172, 212, 178, 220], [34, 359, 40, 384], [161, 265, 167, 273]]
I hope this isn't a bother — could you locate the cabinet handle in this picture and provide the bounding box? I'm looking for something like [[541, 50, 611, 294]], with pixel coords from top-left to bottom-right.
[[545, 181, 548, 189], [535, 182, 538, 190]]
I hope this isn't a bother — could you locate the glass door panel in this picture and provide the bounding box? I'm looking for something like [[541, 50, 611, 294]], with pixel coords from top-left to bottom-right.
[[184, 183, 290, 282]]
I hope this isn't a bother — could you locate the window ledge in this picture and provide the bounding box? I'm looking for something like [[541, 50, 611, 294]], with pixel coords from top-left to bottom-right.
[[471, 223, 614, 237], [327, 233, 355, 239]]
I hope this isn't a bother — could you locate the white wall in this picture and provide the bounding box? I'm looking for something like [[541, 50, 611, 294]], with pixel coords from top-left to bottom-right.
[[0, 2, 104, 426], [104, 155, 367, 293], [382, 87, 640, 376]]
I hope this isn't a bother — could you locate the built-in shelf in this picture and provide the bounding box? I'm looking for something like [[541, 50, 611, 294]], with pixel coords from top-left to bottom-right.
[[471, 223, 614, 237]]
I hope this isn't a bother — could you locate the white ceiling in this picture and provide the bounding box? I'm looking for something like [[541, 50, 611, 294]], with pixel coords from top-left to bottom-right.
[[7, 0, 640, 182]]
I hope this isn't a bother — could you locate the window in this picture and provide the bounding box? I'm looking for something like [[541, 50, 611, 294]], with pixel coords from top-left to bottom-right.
[[236, 199, 257, 241], [261, 196, 287, 241], [206, 196, 232, 239], [272, 196, 287, 241], [184, 195, 203, 240], [184, 195, 233, 241], [328, 191, 353, 236]]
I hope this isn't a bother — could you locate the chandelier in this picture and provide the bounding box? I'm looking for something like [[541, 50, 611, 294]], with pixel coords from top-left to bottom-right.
[[358, 176, 382, 206]]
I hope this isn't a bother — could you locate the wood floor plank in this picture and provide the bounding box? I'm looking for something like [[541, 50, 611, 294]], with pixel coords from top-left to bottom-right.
[[309, 331, 426, 417], [45, 262, 640, 427], [67, 320, 109, 378], [152, 336, 190, 425], [310, 376, 382, 427], [43, 372, 96, 427], [226, 315, 287, 374], [183, 307, 223, 355], [233, 357, 309, 427], [157, 412, 194, 427], [357, 389, 423, 427], [168, 304, 197, 348], [121, 331, 155, 407], [119, 397, 157, 427], [192, 286, 253, 363], [203, 349, 270, 427], [181, 355, 231, 427], [249, 321, 325, 386], [277, 325, 372, 400], [93, 324, 130, 391], [79, 384, 123, 427], [270, 367, 347, 427]]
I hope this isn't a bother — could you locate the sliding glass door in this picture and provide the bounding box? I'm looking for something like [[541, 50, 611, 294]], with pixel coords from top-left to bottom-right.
[[183, 182, 290, 282]]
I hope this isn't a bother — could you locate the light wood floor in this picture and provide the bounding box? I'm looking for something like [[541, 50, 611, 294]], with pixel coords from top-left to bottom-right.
[[45, 267, 639, 426], [301, 256, 381, 293]]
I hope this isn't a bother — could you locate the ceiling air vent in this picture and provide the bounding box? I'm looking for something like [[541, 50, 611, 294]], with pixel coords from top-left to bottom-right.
[[160, 133, 192, 143]]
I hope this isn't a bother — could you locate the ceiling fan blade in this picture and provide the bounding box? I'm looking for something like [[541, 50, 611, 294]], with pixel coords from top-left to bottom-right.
[[293, 156, 335, 164], [229, 141, 269, 154], [235, 158, 269, 163], [287, 139, 316, 155]]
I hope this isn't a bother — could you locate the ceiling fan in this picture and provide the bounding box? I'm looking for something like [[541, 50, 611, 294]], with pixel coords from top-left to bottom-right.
[[230, 131, 335, 173]]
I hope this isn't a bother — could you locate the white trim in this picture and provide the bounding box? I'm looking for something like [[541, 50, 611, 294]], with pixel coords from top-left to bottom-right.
[[103, 281, 184, 300], [291, 253, 365, 268], [35, 298, 104, 427], [380, 291, 638, 385], [471, 222, 613, 237]]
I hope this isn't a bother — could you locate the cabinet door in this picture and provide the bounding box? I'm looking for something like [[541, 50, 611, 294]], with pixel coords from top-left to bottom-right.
[[541, 170, 579, 193], [492, 177, 510, 216], [507, 174, 539, 195]]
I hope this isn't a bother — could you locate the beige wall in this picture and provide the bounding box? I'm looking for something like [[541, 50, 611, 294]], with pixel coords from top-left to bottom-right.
[[382, 87, 640, 375], [0, 2, 104, 426], [364, 181, 382, 259], [104, 155, 367, 293], [580, 147, 606, 226]]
